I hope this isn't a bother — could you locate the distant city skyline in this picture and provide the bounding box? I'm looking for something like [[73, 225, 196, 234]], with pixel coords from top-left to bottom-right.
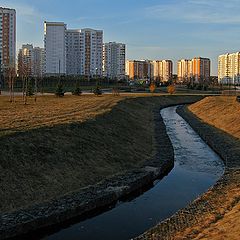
[[1, 0, 240, 75]]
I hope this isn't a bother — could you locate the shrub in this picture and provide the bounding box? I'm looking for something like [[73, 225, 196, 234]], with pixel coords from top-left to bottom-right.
[[72, 86, 82, 96], [93, 86, 102, 96], [167, 84, 176, 94], [149, 83, 156, 93], [55, 84, 65, 97]]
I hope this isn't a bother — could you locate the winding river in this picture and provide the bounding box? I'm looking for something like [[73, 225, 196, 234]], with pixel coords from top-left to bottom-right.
[[42, 106, 224, 240]]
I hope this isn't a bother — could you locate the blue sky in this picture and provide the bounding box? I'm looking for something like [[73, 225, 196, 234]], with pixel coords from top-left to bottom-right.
[[1, 0, 240, 75]]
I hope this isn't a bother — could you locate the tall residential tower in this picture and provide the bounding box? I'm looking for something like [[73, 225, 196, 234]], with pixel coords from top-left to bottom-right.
[[177, 57, 210, 83], [44, 21, 66, 75], [66, 28, 103, 76], [103, 42, 125, 80], [218, 52, 240, 84], [0, 7, 16, 75], [18, 44, 44, 78]]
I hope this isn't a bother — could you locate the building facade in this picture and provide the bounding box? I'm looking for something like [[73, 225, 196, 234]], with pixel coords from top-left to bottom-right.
[[177, 57, 210, 83], [192, 57, 210, 83], [66, 29, 83, 75], [177, 59, 192, 82], [0, 7, 16, 75], [127, 59, 172, 82], [103, 42, 125, 80], [218, 52, 240, 84], [126, 60, 150, 80], [18, 44, 33, 77], [152, 60, 173, 82], [32, 47, 44, 78], [66, 28, 103, 76], [18, 44, 44, 78], [44, 21, 66, 75]]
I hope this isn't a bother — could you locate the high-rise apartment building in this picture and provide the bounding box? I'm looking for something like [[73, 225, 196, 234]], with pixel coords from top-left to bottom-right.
[[18, 44, 33, 77], [152, 60, 173, 82], [18, 44, 44, 78], [126, 60, 150, 80], [126, 59, 172, 82], [66, 28, 103, 76], [218, 52, 240, 84], [177, 57, 210, 83], [66, 29, 82, 75], [0, 7, 16, 75], [32, 47, 44, 78], [103, 42, 125, 80], [44, 21, 66, 75], [177, 59, 192, 82], [192, 57, 210, 82]]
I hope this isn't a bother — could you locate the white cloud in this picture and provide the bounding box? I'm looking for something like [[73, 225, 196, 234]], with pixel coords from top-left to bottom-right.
[[145, 0, 240, 24]]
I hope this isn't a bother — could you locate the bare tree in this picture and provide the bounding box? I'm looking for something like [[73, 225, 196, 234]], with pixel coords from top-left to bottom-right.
[[5, 59, 16, 103]]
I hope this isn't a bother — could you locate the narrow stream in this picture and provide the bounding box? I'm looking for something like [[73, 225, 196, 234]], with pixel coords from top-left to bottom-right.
[[42, 106, 224, 240]]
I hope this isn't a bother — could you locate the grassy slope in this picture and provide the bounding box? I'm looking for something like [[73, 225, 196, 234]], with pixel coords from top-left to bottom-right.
[[0, 94, 201, 213], [189, 96, 240, 139], [187, 96, 240, 240]]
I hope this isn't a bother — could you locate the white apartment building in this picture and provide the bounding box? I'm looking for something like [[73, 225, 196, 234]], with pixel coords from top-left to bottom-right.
[[32, 47, 44, 77], [0, 7, 16, 74], [103, 42, 125, 80], [66, 28, 103, 76], [66, 29, 83, 75], [152, 60, 173, 82], [44, 21, 66, 75], [177, 59, 192, 82], [18, 44, 44, 78], [18, 44, 33, 77], [218, 52, 240, 84]]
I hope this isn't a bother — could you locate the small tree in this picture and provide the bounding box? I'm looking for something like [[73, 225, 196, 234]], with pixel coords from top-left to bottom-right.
[[55, 84, 65, 97], [72, 84, 82, 96], [167, 84, 176, 95], [93, 86, 102, 96], [149, 83, 156, 93]]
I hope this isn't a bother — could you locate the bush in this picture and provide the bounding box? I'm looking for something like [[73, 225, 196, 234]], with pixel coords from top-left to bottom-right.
[[55, 84, 65, 97], [149, 83, 156, 93], [72, 86, 82, 96], [167, 84, 176, 94], [93, 86, 102, 96]]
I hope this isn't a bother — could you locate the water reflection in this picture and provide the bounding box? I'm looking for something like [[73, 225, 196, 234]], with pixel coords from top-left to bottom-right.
[[161, 106, 224, 176]]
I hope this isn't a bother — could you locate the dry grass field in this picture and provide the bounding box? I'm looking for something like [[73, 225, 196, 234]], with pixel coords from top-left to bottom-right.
[[0, 95, 122, 137], [187, 96, 240, 240], [189, 96, 240, 139], [0, 94, 202, 213]]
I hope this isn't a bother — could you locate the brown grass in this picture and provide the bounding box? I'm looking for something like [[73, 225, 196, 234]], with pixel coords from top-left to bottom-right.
[[185, 96, 240, 240], [0, 95, 123, 137], [0, 94, 202, 213], [189, 96, 240, 139]]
